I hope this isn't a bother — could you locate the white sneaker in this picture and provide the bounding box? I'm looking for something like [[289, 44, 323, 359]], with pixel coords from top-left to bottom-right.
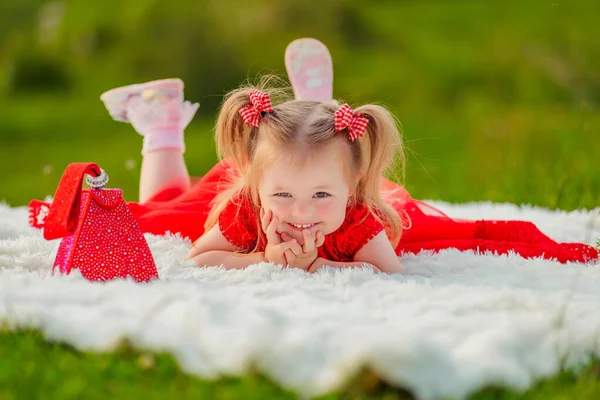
[[100, 78, 185, 123], [100, 78, 198, 154]]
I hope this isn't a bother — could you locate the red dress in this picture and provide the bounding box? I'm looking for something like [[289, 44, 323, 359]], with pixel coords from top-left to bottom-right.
[[127, 159, 599, 264]]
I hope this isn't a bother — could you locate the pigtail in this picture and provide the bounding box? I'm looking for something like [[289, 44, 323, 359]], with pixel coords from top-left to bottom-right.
[[215, 75, 290, 172], [215, 88, 258, 174], [353, 104, 406, 245], [203, 88, 259, 237]]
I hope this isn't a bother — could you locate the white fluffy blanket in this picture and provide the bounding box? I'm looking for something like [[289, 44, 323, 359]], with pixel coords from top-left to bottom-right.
[[1, 201, 600, 399]]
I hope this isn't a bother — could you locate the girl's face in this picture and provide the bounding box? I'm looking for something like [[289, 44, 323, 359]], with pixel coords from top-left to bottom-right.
[[258, 142, 353, 246]]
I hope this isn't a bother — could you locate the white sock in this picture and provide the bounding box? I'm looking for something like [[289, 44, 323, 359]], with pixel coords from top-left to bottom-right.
[[126, 96, 199, 155]]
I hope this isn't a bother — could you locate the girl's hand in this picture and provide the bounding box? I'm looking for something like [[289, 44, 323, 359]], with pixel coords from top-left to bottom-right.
[[261, 208, 299, 267], [281, 230, 325, 270]]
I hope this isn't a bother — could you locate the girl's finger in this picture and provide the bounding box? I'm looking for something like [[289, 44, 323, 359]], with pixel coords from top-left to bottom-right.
[[260, 209, 270, 233], [266, 215, 281, 244], [284, 249, 294, 263], [302, 229, 315, 253], [315, 231, 325, 247], [275, 240, 294, 256], [288, 239, 303, 256], [281, 232, 293, 242]]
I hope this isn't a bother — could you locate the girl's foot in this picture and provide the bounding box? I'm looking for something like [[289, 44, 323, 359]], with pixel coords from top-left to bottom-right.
[[100, 78, 184, 122], [100, 79, 198, 154], [285, 38, 333, 102]]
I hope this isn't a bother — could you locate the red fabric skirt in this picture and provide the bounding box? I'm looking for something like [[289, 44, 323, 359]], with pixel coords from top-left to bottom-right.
[[127, 160, 598, 264]]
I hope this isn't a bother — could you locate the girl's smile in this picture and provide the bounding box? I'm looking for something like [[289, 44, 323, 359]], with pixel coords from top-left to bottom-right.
[[258, 141, 353, 245]]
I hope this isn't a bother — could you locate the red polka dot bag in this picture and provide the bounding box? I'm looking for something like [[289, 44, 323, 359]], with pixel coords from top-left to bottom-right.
[[29, 162, 158, 282]]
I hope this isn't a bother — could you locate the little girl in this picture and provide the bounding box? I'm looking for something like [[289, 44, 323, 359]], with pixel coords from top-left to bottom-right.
[[47, 39, 600, 272], [103, 75, 406, 272]]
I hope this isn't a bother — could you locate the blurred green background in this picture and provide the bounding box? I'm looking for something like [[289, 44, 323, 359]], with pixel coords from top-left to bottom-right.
[[1, 0, 599, 209]]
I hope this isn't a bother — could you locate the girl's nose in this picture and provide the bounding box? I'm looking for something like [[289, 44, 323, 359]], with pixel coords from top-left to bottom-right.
[[291, 200, 311, 218]]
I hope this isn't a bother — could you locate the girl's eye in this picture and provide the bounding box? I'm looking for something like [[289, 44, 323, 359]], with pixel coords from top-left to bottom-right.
[[274, 193, 292, 198], [314, 192, 330, 198]]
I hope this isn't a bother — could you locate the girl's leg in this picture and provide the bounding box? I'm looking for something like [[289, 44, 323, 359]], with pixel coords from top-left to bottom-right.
[[139, 149, 190, 203], [100, 79, 199, 202], [285, 38, 334, 102]]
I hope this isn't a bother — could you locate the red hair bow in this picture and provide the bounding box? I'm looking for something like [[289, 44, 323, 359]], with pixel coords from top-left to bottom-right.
[[239, 90, 274, 127], [334, 104, 369, 141]]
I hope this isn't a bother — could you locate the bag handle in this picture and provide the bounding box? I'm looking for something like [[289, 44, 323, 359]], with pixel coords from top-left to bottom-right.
[[43, 163, 103, 240]]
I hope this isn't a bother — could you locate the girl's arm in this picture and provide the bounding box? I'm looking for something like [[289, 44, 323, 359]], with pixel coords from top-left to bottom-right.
[[353, 230, 402, 274], [185, 224, 234, 260], [185, 224, 266, 270], [309, 231, 401, 274]]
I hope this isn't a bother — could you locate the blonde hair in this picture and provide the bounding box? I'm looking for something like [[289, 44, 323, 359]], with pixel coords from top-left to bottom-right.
[[203, 77, 406, 249]]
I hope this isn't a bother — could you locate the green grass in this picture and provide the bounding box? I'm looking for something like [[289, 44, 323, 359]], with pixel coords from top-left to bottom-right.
[[1, 330, 599, 399]]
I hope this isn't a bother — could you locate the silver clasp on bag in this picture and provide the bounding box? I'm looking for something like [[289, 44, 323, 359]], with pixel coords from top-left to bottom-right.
[[85, 168, 109, 189]]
